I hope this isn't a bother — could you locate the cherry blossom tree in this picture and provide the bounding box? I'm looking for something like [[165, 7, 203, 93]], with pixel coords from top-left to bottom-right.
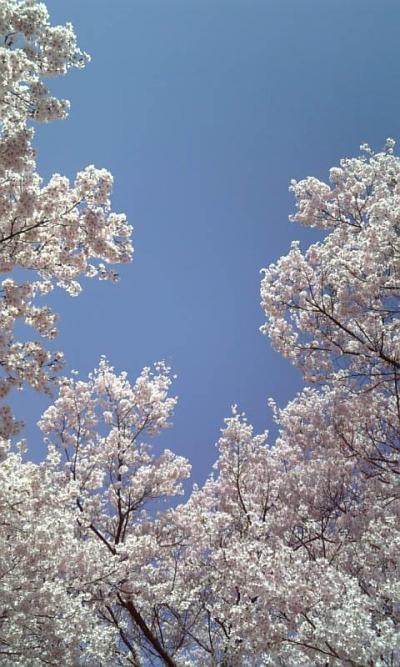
[[0, 0, 132, 439], [166, 143, 400, 665]]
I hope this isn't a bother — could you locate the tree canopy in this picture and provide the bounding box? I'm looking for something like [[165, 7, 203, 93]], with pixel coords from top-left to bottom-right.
[[0, 2, 399, 665]]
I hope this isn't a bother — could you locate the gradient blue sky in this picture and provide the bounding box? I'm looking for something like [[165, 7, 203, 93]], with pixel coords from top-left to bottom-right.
[[16, 0, 400, 481]]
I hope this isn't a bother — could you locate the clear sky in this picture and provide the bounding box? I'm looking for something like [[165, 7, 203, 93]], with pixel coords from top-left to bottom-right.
[[16, 0, 400, 482]]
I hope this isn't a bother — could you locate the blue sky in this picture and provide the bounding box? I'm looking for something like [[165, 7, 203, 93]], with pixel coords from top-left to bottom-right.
[[16, 0, 400, 482]]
